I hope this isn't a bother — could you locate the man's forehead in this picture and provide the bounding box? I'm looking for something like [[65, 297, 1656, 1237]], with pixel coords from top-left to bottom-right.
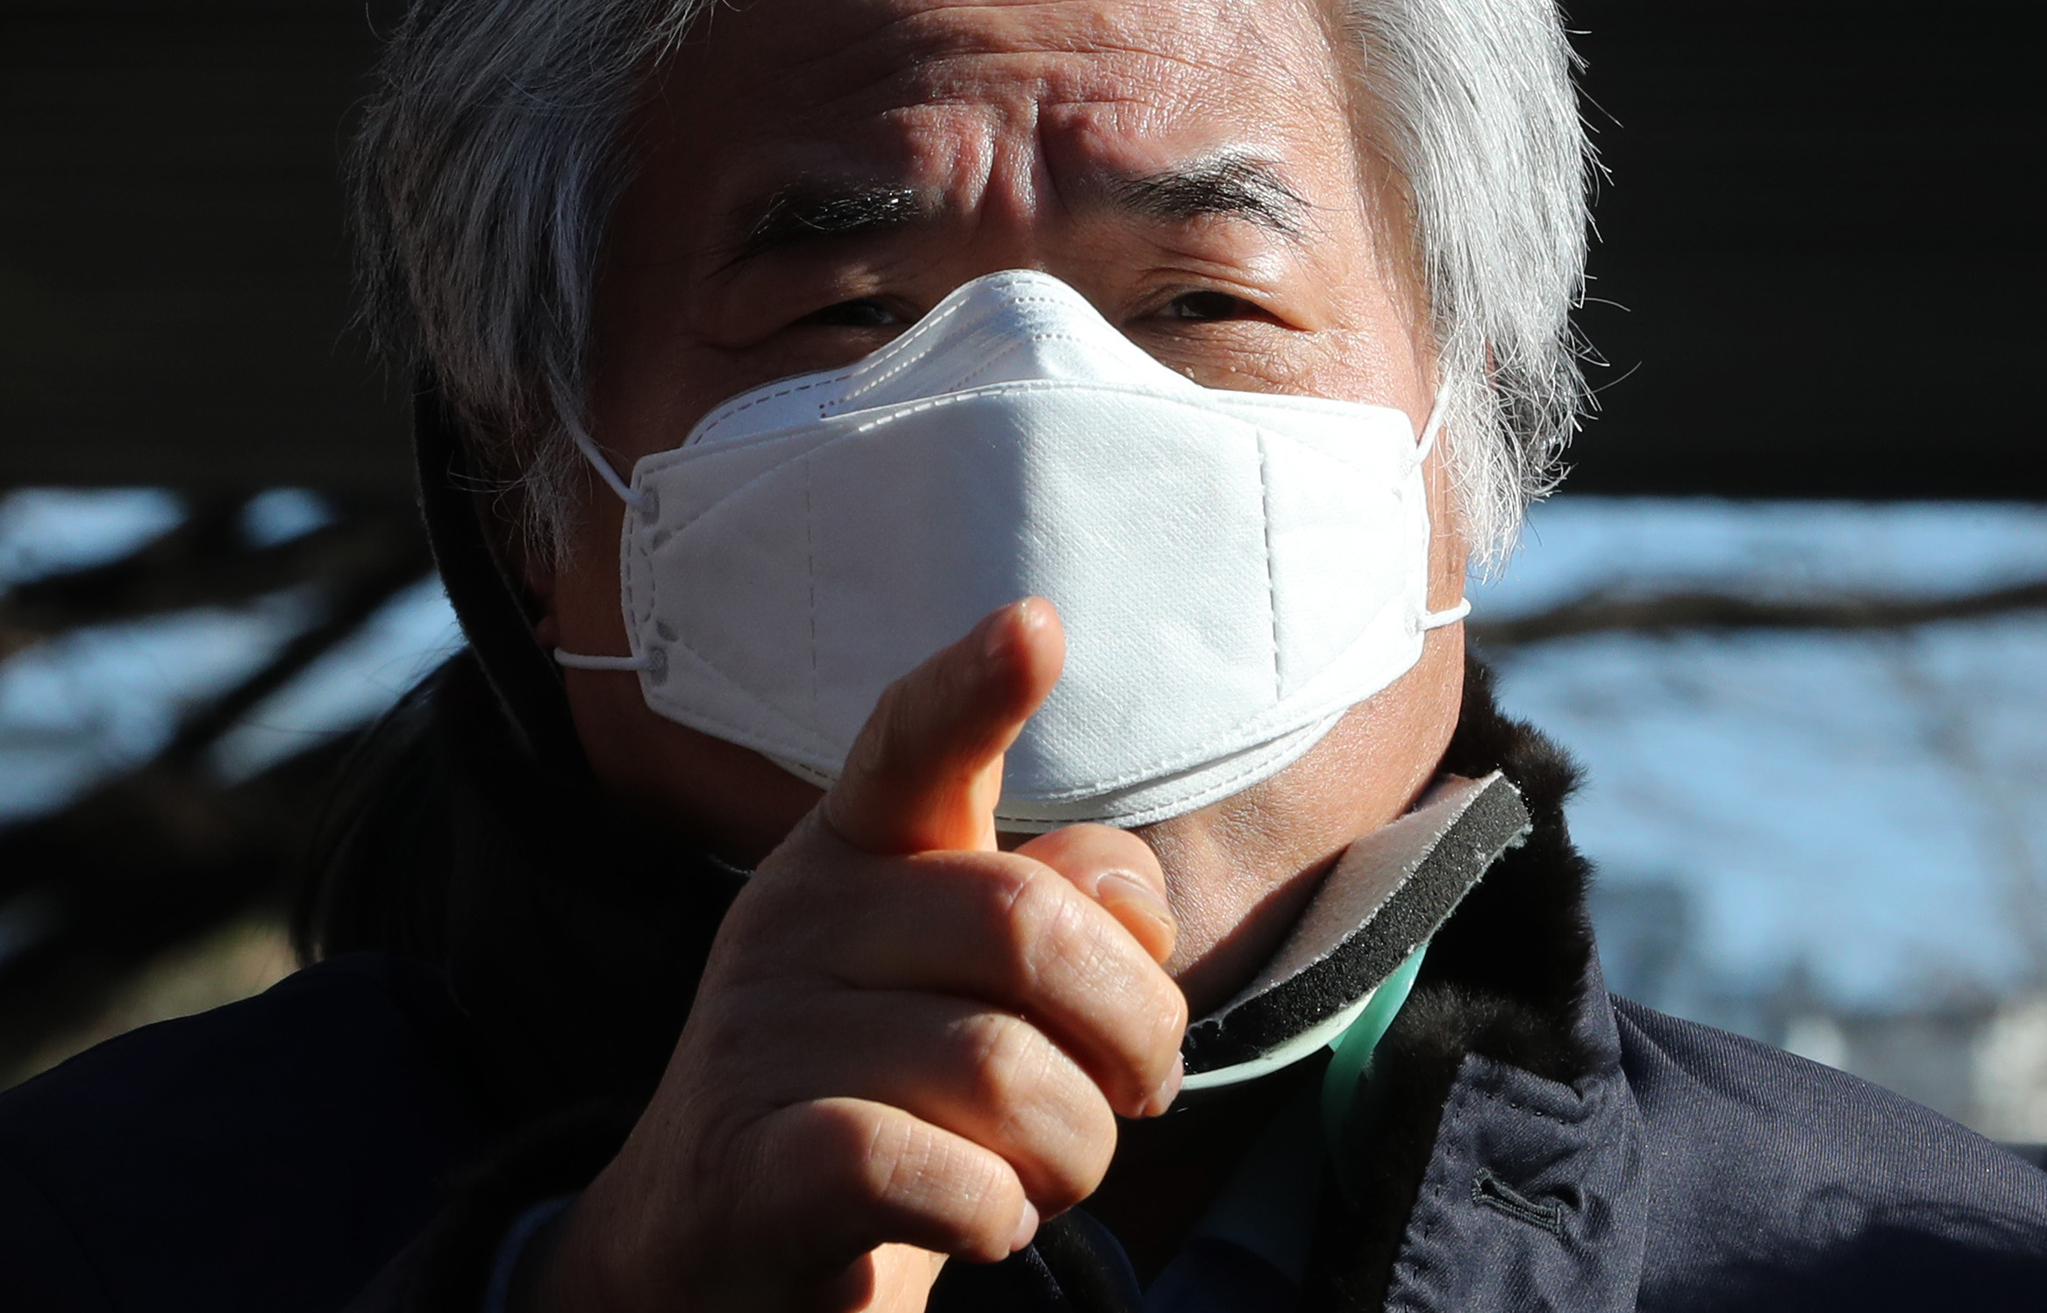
[[656, 0, 1344, 201], [682, 0, 1329, 82]]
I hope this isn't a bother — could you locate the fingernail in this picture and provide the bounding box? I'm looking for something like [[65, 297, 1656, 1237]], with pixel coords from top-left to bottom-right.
[[982, 601, 1027, 662], [1146, 1056, 1185, 1118], [1011, 1201, 1040, 1252], [1095, 872, 1172, 932]]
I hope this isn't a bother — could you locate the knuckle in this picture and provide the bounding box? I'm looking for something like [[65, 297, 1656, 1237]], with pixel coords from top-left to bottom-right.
[[947, 1157, 1026, 1258], [750, 1101, 900, 1250], [1145, 978, 1191, 1055], [856, 1108, 933, 1207], [1036, 1091, 1117, 1211], [960, 1011, 1058, 1111], [953, 856, 1060, 985], [1075, 972, 1186, 1111], [861, 1111, 1020, 1260], [1031, 1132, 1113, 1216], [993, 866, 1093, 978], [1118, 979, 1189, 1094], [955, 1172, 1028, 1263], [953, 1014, 1111, 1213], [791, 1098, 890, 1185], [808, 1102, 954, 1231]]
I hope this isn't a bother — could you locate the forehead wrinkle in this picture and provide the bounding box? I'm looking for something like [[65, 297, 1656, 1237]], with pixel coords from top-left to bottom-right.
[[659, 0, 1354, 261], [853, 38, 1346, 219], [733, 0, 1335, 128]]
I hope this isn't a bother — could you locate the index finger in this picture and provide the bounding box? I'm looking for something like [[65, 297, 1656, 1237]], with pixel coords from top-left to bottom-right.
[[822, 597, 1064, 855]]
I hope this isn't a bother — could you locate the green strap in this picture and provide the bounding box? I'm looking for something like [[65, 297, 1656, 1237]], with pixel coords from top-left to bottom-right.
[[1320, 942, 1428, 1190]]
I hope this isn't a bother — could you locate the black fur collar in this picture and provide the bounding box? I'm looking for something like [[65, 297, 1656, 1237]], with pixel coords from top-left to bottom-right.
[[1302, 654, 1602, 1311]]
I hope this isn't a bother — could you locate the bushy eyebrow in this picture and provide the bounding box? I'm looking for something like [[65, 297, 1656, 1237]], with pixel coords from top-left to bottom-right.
[[721, 152, 1308, 267], [726, 184, 931, 263], [1104, 154, 1310, 240]]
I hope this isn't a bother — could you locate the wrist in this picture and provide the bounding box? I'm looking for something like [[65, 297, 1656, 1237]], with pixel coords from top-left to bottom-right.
[[524, 1151, 694, 1313]]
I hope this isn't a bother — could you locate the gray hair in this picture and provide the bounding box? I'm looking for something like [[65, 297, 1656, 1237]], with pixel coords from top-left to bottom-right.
[[353, 0, 1591, 567]]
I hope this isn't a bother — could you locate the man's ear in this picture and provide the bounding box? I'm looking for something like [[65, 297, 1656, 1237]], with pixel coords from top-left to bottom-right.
[[526, 550, 562, 650]]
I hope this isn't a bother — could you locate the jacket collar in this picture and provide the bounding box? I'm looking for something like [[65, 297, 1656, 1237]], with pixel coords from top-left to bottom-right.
[[1301, 657, 1646, 1311]]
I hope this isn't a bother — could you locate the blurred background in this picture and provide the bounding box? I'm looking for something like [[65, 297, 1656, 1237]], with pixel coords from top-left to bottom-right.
[[3, 1, 2043, 1142]]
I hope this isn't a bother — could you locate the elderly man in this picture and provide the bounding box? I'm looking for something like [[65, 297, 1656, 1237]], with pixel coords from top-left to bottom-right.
[[3, 0, 2044, 1310]]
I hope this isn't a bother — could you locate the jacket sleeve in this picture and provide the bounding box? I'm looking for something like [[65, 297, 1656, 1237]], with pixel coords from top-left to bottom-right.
[[0, 1152, 116, 1313], [360, 1103, 630, 1313]]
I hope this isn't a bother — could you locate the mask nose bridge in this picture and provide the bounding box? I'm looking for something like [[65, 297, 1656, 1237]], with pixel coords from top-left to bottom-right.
[[822, 272, 1153, 416], [924, 311, 1105, 395]]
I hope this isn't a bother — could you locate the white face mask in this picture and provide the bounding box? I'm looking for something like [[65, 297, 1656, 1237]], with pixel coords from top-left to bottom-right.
[[557, 270, 1466, 829]]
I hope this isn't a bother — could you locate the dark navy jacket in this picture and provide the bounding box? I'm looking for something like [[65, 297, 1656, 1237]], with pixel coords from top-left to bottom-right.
[[3, 953, 2043, 1309], [3, 657, 2043, 1310]]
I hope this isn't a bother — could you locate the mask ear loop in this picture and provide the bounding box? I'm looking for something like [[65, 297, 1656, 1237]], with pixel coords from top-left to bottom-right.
[[555, 418, 655, 672], [556, 650, 651, 671], [568, 418, 647, 511], [1419, 598, 1472, 630], [1413, 391, 1449, 463], [1413, 393, 1473, 632]]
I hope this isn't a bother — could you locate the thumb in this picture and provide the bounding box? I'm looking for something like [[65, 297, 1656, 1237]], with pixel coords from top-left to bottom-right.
[[835, 1244, 949, 1313], [822, 598, 1064, 855]]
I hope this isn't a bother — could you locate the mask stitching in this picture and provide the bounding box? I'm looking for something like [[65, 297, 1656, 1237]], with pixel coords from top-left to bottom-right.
[[839, 384, 1412, 450], [938, 330, 1101, 396], [618, 502, 639, 664], [822, 300, 991, 407], [653, 379, 1408, 476], [937, 337, 1031, 395], [645, 658, 836, 760], [625, 509, 841, 758], [644, 384, 1406, 542], [669, 690, 1305, 812], [884, 332, 1038, 411], [769, 709, 1332, 826], [632, 426, 838, 506], [1256, 429, 1283, 700], [643, 610, 1394, 798], [785, 274, 1053, 415], [641, 673, 1327, 830], [688, 281, 998, 443], [989, 714, 1340, 827], [828, 289, 1074, 407], [992, 649, 1395, 799], [803, 454, 820, 727]]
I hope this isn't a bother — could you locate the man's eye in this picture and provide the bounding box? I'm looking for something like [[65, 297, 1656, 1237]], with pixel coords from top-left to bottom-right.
[[803, 298, 904, 328], [1161, 290, 1260, 322]]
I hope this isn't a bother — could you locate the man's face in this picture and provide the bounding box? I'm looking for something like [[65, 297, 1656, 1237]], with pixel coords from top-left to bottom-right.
[[540, 0, 1469, 1012]]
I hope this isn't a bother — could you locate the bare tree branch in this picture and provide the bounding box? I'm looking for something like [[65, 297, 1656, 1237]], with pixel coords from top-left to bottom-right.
[[158, 541, 433, 765], [0, 495, 422, 661], [0, 500, 436, 1075], [1471, 578, 2047, 648]]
